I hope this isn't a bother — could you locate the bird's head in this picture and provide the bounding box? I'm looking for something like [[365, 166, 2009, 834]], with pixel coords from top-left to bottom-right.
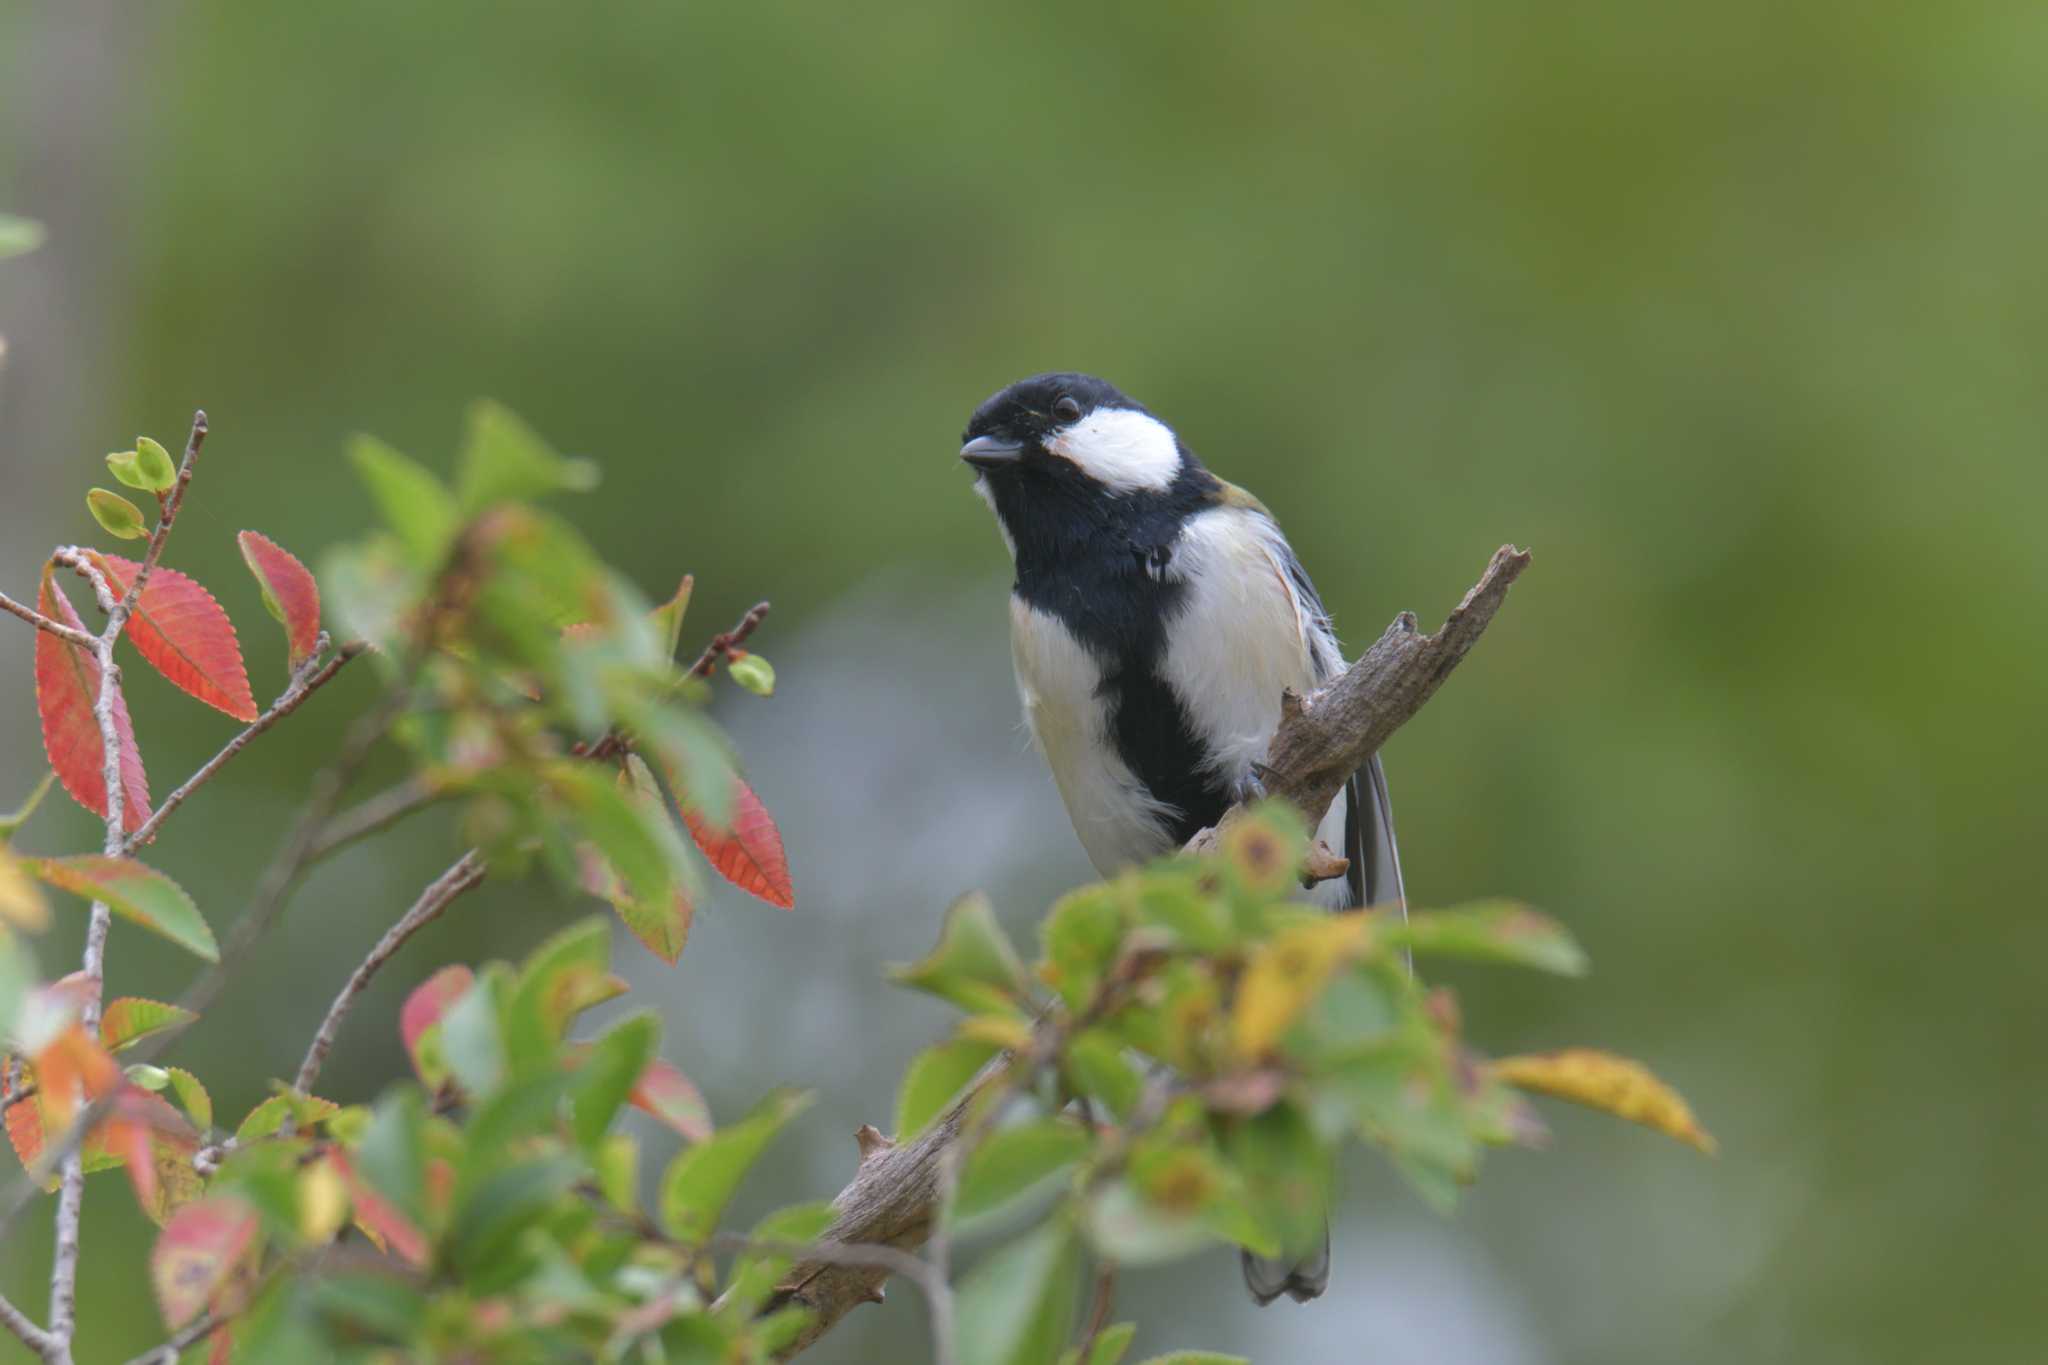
[[959, 372, 1189, 507]]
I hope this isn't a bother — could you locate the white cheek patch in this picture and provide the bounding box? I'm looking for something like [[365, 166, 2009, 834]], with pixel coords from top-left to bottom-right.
[[1045, 407, 1182, 494]]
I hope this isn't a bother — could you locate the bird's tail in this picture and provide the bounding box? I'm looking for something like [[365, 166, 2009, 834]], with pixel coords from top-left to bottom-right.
[[1240, 752, 1403, 1305]]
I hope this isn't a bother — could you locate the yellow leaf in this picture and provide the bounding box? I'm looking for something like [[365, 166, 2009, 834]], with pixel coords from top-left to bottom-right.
[[297, 1154, 350, 1243], [1231, 912, 1371, 1060], [1491, 1048, 1716, 1154], [0, 849, 48, 930], [957, 1013, 1034, 1051]]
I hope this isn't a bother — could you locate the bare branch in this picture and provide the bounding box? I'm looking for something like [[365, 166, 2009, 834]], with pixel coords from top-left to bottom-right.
[[0, 1287, 57, 1360], [120, 1312, 213, 1365], [764, 547, 1532, 1359], [1075, 1260, 1120, 1362], [123, 638, 364, 851], [688, 599, 771, 678], [1185, 544, 1532, 855], [294, 849, 487, 1094], [0, 590, 97, 649], [305, 775, 441, 864]]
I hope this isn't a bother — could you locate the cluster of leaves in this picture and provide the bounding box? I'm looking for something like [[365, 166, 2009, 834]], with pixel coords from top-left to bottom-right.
[[879, 806, 1712, 1365], [2, 404, 806, 1360], [151, 917, 827, 1360]]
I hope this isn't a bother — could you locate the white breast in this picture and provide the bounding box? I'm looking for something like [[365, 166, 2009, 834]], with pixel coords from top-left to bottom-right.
[[1009, 597, 1180, 873]]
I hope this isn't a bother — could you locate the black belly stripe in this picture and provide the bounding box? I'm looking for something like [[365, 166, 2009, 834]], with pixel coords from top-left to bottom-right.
[[991, 456, 1236, 844]]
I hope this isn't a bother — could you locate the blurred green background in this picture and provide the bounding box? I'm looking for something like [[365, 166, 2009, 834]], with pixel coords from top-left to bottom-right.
[[3, 1, 2043, 1361]]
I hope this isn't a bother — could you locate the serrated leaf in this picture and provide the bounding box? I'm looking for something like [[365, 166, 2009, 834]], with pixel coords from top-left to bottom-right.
[[164, 1067, 212, 1131], [399, 964, 473, 1088], [954, 1118, 1091, 1226], [237, 531, 323, 667], [1040, 883, 1126, 1010], [680, 772, 794, 910], [31, 855, 215, 960], [100, 996, 198, 1052], [955, 1217, 1080, 1365], [630, 1057, 714, 1143], [896, 1038, 999, 1137], [348, 434, 458, 568], [1388, 902, 1588, 976], [88, 487, 148, 539], [657, 1088, 812, 1243], [1491, 1049, 1716, 1153], [152, 1195, 260, 1329], [86, 553, 258, 721], [454, 399, 597, 512], [34, 566, 151, 835], [889, 891, 1029, 1014]]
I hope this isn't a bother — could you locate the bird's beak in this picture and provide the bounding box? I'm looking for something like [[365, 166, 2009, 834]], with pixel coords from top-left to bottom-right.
[[960, 434, 1025, 471]]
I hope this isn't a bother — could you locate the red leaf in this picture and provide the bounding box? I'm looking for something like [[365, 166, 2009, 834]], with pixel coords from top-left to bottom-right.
[[329, 1149, 429, 1267], [91, 554, 258, 721], [400, 965, 473, 1086], [681, 775, 794, 909], [629, 1058, 714, 1143], [34, 566, 152, 835], [237, 530, 323, 667], [4, 1087, 44, 1176], [152, 1195, 259, 1329]]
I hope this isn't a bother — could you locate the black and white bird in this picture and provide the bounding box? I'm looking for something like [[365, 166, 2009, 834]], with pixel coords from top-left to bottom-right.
[[961, 371, 1405, 1305]]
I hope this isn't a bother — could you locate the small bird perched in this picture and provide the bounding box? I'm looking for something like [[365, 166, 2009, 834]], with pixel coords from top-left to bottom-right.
[[960, 371, 1405, 1305]]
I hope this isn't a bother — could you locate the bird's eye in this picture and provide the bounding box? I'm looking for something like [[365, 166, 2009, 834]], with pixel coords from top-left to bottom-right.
[[1053, 395, 1083, 424]]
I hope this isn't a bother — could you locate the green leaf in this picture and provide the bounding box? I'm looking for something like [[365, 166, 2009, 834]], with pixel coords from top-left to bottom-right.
[[888, 892, 1031, 1015], [30, 856, 218, 961], [440, 972, 508, 1098], [955, 1217, 1080, 1365], [1084, 1179, 1215, 1266], [309, 1272, 427, 1343], [100, 996, 198, 1052], [0, 214, 45, 259], [569, 1011, 660, 1147], [504, 912, 621, 1072], [1131, 870, 1232, 954], [347, 434, 458, 569], [895, 1038, 1000, 1137], [593, 1133, 638, 1212], [1061, 1031, 1142, 1122], [1056, 1322, 1136, 1365], [105, 450, 151, 490], [321, 533, 417, 661], [0, 769, 55, 838], [87, 487, 148, 539], [448, 1152, 583, 1290], [658, 1088, 812, 1243], [454, 399, 598, 513], [1385, 901, 1587, 976], [132, 437, 178, 492], [1221, 1102, 1331, 1264], [1040, 883, 1126, 1010], [725, 652, 775, 697], [1132, 1354, 1250, 1364], [355, 1089, 428, 1234], [954, 1119, 1091, 1227], [164, 1067, 212, 1131]]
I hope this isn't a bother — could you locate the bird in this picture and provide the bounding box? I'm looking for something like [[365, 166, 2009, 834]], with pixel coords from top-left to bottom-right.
[[960, 371, 1405, 1305]]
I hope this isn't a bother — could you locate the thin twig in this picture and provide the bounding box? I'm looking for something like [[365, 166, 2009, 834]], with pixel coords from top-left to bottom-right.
[[123, 638, 363, 851], [109, 411, 207, 630], [0, 1289, 56, 1359], [1075, 1261, 1119, 1361], [120, 1311, 213, 1365], [687, 600, 771, 678], [304, 775, 441, 864], [294, 849, 487, 1094], [0, 590, 98, 649]]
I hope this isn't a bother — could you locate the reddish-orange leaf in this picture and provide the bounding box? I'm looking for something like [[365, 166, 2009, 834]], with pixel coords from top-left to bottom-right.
[[329, 1149, 430, 1267], [629, 1058, 714, 1143], [581, 843, 693, 965], [681, 775, 794, 909], [400, 964, 474, 1085], [4, 1084, 45, 1176], [33, 1022, 122, 1131], [236, 530, 322, 667], [34, 566, 152, 835], [152, 1195, 260, 1329], [85, 1087, 199, 1222], [91, 553, 258, 721]]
